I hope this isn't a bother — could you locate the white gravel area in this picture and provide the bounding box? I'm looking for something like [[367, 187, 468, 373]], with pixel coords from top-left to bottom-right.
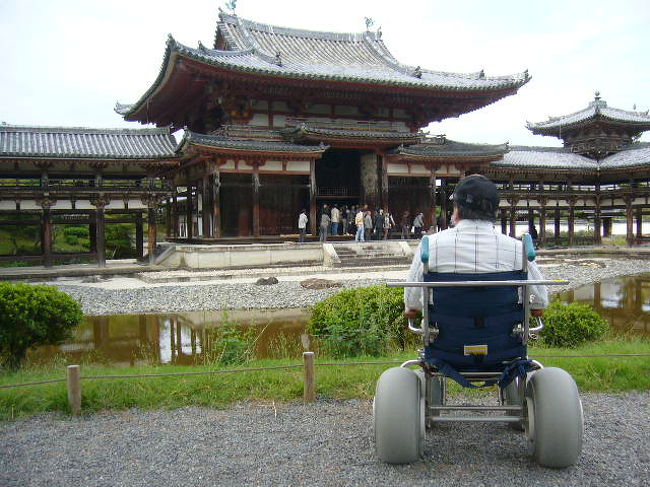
[[35, 257, 650, 316], [0, 392, 648, 487]]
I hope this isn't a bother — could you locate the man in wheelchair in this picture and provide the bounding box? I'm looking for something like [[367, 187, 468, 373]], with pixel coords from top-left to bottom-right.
[[404, 174, 547, 320], [374, 175, 583, 468]]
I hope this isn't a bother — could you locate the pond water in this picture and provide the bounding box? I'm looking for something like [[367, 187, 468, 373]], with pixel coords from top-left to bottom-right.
[[27, 274, 650, 367]]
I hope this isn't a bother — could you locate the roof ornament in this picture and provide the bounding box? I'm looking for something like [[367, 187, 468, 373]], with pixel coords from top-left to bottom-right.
[[594, 90, 601, 101], [364, 17, 375, 31], [413, 66, 422, 79], [377, 26, 382, 39], [524, 69, 529, 80], [225, 0, 237, 14], [275, 51, 283, 66], [478, 69, 485, 79]]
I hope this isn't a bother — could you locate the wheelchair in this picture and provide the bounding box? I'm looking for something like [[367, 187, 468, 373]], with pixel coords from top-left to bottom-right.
[[375, 234, 583, 467]]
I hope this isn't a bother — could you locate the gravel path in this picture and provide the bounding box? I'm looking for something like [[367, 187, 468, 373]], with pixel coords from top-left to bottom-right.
[[4, 257, 648, 486], [1, 392, 648, 487], [40, 257, 650, 315]]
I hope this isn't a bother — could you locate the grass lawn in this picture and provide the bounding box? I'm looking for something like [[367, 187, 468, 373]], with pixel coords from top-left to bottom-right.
[[0, 335, 647, 420]]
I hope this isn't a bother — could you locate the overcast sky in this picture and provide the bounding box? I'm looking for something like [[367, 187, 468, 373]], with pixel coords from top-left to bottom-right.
[[2, 0, 649, 146]]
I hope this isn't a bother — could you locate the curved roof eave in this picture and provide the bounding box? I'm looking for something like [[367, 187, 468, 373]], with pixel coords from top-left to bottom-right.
[[122, 34, 530, 120]]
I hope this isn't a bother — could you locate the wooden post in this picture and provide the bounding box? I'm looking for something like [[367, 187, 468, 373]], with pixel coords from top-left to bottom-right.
[[626, 200, 634, 246], [539, 203, 547, 245], [41, 207, 53, 268], [147, 207, 157, 265], [554, 208, 561, 245], [636, 207, 643, 241], [594, 196, 602, 245], [252, 164, 260, 237], [67, 365, 81, 416], [94, 201, 106, 267], [186, 185, 193, 240], [303, 351, 315, 403], [567, 202, 575, 247], [135, 213, 144, 260], [309, 160, 317, 237], [212, 169, 222, 238], [202, 174, 211, 237]]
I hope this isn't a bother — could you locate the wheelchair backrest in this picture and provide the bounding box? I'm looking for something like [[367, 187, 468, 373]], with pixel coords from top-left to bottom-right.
[[424, 270, 526, 317]]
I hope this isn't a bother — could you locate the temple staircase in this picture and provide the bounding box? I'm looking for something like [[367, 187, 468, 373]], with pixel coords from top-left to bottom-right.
[[324, 241, 414, 267]]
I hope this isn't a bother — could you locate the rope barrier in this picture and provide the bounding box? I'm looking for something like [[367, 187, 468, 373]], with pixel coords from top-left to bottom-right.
[[0, 353, 647, 391]]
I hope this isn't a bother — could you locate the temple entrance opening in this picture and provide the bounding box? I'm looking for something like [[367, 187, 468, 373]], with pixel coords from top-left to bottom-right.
[[315, 149, 362, 210]]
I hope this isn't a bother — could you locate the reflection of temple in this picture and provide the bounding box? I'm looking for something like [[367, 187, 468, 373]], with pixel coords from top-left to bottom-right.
[[2, 13, 650, 267], [558, 276, 650, 333], [28, 310, 309, 366]]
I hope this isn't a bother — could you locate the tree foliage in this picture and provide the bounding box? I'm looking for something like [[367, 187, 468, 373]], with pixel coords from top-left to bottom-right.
[[0, 283, 83, 370]]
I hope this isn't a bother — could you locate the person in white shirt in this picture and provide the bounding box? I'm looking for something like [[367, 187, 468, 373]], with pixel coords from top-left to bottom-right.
[[298, 209, 308, 243], [330, 205, 340, 236], [354, 208, 365, 242], [404, 174, 548, 318]]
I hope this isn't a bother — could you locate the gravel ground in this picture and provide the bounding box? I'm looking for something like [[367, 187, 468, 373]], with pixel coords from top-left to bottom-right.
[[4, 257, 648, 486], [38, 257, 650, 315], [0, 392, 648, 487]]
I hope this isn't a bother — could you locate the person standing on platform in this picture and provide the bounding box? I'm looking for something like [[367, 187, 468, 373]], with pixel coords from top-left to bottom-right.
[[413, 211, 424, 238], [364, 210, 373, 242], [320, 205, 331, 242], [400, 210, 410, 239], [354, 207, 365, 242], [374, 209, 385, 240], [383, 210, 395, 240], [298, 209, 308, 243], [330, 205, 340, 236]]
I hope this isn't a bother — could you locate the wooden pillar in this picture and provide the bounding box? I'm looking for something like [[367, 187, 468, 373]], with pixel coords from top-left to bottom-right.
[[202, 174, 211, 238], [567, 202, 575, 247], [94, 200, 106, 267], [538, 200, 546, 245], [185, 185, 193, 240], [147, 206, 157, 265], [439, 178, 448, 230], [602, 216, 611, 237], [135, 213, 144, 260], [429, 168, 437, 232], [509, 199, 517, 237], [626, 199, 634, 246], [594, 196, 602, 245], [165, 197, 171, 239], [593, 282, 602, 312], [554, 208, 561, 246], [378, 152, 388, 210], [636, 207, 643, 240], [41, 205, 53, 267], [211, 163, 222, 238], [309, 159, 317, 237], [171, 192, 178, 239], [252, 163, 260, 237]]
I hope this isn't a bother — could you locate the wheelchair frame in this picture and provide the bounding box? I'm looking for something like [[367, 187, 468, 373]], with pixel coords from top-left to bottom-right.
[[375, 233, 583, 467]]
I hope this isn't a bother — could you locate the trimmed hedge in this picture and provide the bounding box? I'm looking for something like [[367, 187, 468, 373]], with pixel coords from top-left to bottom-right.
[[308, 285, 411, 358], [0, 283, 83, 370], [541, 301, 609, 347]]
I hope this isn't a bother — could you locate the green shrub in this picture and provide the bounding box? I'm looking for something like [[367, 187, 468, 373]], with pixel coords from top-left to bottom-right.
[[541, 301, 609, 347], [308, 285, 409, 358], [0, 283, 83, 370], [105, 224, 135, 258]]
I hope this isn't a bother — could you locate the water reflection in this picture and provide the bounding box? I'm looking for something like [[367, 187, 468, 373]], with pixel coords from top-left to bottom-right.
[[555, 274, 650, 335], [28, 274, 650, 367], [29, 308, 310, 367]]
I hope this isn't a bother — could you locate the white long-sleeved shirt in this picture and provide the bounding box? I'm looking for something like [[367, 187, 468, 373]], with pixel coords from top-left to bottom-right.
[[298, 212, 308, 229], [404, 220, 548, 311]]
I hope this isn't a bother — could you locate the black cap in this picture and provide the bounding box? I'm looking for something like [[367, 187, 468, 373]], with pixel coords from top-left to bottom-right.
[[452, 175, 499, 214]]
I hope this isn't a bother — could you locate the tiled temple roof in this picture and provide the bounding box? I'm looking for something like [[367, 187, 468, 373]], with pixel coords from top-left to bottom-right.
[[527, 94, 650, 133], [118, 13, 529, 119], [600, 143, 650, 169], [390, 137, 507, 158], [493, 146, 597, 171], [211, 13, 529, 90], [281, 123, 423, 142], [0, 125, 177, 159], [179, 131, 329, 154]]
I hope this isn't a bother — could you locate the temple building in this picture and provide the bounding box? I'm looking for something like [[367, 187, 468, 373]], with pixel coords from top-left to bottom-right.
[[116, 12, 529, 238], [1, 12, 650, 267]]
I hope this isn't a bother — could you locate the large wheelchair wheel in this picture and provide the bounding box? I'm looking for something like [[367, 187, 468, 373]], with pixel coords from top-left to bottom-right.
[[524, 367, 583, 468], [503, 377, 525, 431], [374, 367, 424, 464], [416, 368, 443, 422]]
